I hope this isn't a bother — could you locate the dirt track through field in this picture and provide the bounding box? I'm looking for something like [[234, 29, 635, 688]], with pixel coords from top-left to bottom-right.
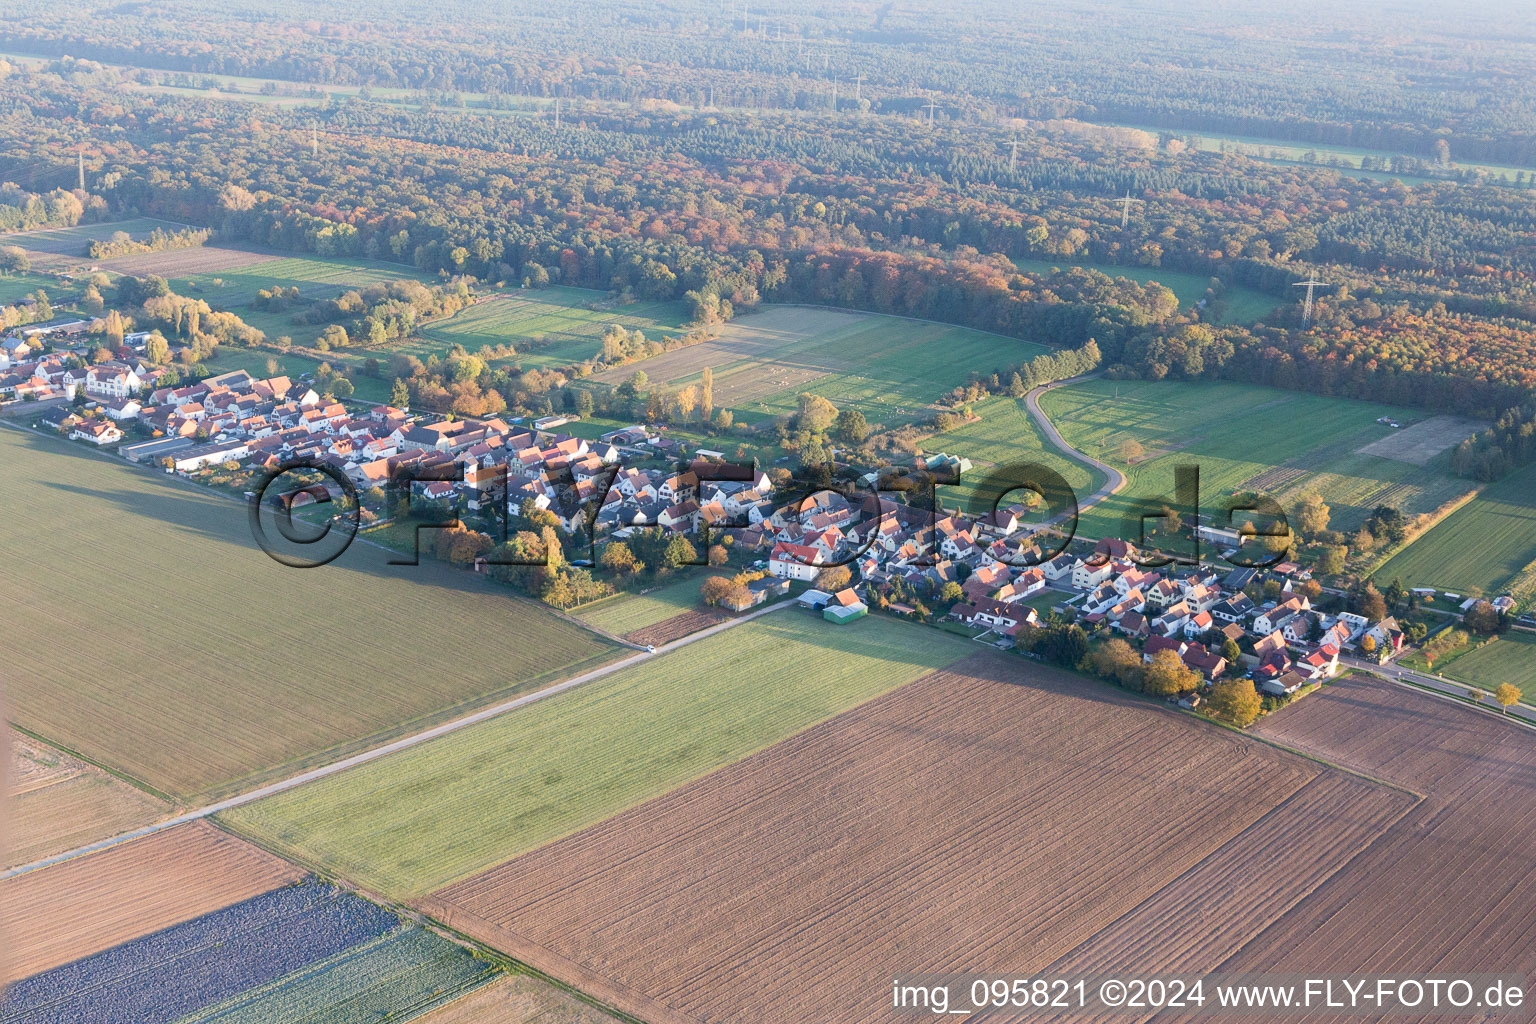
[[424, 655, 1406, 1024]]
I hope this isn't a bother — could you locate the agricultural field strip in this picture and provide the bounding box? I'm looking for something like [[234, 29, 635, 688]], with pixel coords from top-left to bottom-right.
[[222, 612, 973, 898], [1376, 462, 1536, 599], [1361, 662, 1536, 731], [590, 305, 1048, 422], [1, 602, 790, 884], [1147, 677, 1536, 1020], [169, 925, 498, 1024], [0, 880, 399, 1023], [0, 426, 612, 801], [4, 218, 195, 254], [411, 974, 624, 1024], [1037, 379, 1476, 537], [1426, 633, 1536, 691], [1021, 773, 1418, 1024], [423, 657, 1386, 1024], [0, 821, 305, 982], [571, 573, 725, 635], [5, 756, 170, 871]]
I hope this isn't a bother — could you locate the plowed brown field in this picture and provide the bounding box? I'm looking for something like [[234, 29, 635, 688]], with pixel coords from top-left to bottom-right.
[[1147, 676, 1536, 1024], [623, 608, 728, 646], [423, 656, 1413, 1024], [0, 821, 304, 984], [417, 974, 624, 1024], [6, 731, 169, 870]]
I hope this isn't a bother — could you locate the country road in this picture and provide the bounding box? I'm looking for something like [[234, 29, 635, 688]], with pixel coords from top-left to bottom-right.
[[1022, 372, 1128, 521], [1346, 655, 1536, 729], [0, 599, 795, 882]]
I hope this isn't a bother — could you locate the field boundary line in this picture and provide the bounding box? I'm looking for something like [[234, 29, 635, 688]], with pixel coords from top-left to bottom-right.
[[0, 601, 792, 883], [6, 722, 175, 805]]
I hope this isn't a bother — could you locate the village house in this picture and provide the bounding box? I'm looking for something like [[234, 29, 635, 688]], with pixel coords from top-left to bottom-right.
[[70, 419, 123, 445]]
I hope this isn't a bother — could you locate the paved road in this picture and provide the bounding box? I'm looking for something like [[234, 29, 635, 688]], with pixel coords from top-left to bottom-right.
[[1022, 372, 1128, 521], [1341, 655, 1536, 730], [1, 600, 795, 882]]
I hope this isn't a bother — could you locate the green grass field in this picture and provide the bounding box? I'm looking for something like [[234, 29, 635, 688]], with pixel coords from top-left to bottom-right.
[[0, 271, 72, 305], [1377, 463, 1536, 604], [169, 254, 433, 309], [0, 426, 616, 801], [1038, 379, 1478, 541], [620, 305, 1052, 430], [1430, 633, 1536, 693], [570, 571, 725, 635], [1011, 258, 1280, 324], [926, 395, 1105, 515], [6, 217, 191, 255], [221, 612, 972, 897], [416, 287, 691, 369]]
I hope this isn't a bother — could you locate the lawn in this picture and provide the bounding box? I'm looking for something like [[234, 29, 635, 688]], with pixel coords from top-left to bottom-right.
[[0, 426, 617, 802], [924, 394, 1105, 515], [570, 571, 725, 635], [1431, 633, 1536, 693], [415, 286, 691, 370], [1038, 379, 1478, 542], [220, 612, 973, 897], [1377, 463, 1536, 604], [1011, 258, 1280, 324]]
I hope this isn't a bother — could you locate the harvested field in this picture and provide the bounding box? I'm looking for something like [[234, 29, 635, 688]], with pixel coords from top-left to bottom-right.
[[1150, 676, 1536, 1021], [1354, 415, 1483, 465], [623, 608, 728, 646], [424, 655, 1409, 1024], [418, 974, 624, 1024], [94, 245, 279, 278], [5, 731, 169, 870], [0, 426, 614, 801], [0, 821, 304, 984]]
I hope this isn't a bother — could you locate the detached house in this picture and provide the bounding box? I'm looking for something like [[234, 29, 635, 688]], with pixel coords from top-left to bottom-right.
[[769, 542, 824, 581], [70, 419, 123, 445], [84, 364, 142, 399]]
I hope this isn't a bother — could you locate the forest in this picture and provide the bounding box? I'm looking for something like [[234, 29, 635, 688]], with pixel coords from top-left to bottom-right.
[[1, 0, 1535, 479]]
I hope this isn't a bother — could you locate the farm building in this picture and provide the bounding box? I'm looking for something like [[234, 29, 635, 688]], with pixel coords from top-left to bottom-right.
[[823, 589, 868, 623], [121, 436, 196, 463]]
